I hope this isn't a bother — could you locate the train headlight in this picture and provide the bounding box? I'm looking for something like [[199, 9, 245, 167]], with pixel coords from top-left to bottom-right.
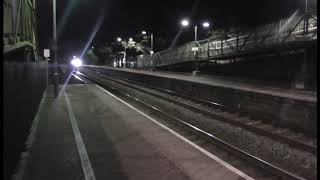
[[71, 58, 83, 67]]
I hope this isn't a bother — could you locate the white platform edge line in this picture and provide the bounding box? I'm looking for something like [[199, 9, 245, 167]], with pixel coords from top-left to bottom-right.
[[65, 92, 96, 180], [96, 85, 255, 180], [11, 88, 48, 180]]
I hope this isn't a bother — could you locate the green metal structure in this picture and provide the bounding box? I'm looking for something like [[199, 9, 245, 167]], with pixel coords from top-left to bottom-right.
[[3, 0, 38, 61]]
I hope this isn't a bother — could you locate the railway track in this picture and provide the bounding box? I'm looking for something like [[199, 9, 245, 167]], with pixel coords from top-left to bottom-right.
[[82, 68, 317, 155], [77, 68, 314, 180]]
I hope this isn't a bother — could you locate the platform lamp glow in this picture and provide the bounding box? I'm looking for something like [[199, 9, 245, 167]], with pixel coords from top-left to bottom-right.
[[202, 21, 210, 28], [181, 19, 189, 27]]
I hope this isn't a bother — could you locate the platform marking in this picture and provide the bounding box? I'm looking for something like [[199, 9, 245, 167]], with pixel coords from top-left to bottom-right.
[[65, 92, 96, 180], [96, 85, 254, 180]]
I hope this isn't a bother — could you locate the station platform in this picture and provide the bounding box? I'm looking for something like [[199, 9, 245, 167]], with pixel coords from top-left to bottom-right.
[[84, 65, 316, 103], [13, 84, 253, 180]]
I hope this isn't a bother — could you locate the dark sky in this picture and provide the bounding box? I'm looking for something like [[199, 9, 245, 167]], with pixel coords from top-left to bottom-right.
[[36, 0, 307, 60]]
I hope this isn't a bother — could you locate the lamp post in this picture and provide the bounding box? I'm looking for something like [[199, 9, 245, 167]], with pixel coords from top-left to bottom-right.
[[305, 0, 308, 13], [117, 37, 125, 67], [304, 0, 309, 36], [142, 31, 154, 54], [194, 25, 199, 74], [117, 37, 132, 68], [151, 33, 154, 54], [53, 0, 59, 97], [126, 38, 134, 68], [181, 19, 210, 75]]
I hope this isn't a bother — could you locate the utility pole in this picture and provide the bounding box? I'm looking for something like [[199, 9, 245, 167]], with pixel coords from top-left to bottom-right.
[[53, 0, 59, 97]]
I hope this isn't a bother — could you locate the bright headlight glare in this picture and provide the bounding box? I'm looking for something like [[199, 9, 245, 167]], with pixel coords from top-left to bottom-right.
[[71, 58, 83, 67]]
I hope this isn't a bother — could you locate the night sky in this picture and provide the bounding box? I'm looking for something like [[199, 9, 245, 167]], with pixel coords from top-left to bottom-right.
[[36, 0, 307, 61]]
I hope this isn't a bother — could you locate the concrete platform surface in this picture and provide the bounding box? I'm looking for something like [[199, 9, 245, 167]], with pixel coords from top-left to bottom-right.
[[13, 84, 253, 180], [84, 65, 316, 103]]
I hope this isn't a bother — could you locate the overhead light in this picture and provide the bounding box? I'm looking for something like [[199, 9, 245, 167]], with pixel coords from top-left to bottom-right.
[[142, 31, 147, 35], [117, 37, 122, 42], [181, 19, 189, 27], [202, 22, 210, 28]]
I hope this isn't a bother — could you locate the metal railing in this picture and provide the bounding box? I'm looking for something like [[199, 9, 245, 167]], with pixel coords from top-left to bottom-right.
[[137, 11, 317, 68]]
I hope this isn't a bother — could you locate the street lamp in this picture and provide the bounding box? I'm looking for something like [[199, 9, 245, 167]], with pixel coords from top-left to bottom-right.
[[117, 37, 130, 68], [53, 0, 58, 97], [181, 19, 189, 27], [181, 19, 211, 43], [142, 30, 154, 55], [202, 22, 210, 28], [181, 19, 211, 75]]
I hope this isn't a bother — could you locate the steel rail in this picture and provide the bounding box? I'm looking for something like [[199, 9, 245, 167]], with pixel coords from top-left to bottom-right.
[[78, 71, 307, 180], [82, 68, 317, 155]]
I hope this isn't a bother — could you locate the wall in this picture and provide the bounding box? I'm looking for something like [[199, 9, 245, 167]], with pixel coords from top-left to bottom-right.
[[158, 49, 317, 90], [4, 62, 47, 179]]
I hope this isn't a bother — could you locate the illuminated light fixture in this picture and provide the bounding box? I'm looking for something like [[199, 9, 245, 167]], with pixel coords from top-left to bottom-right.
[[202, 22, 210, 28], [142, 31, 147, 35], [181, 19, 189, 27], [117, 37, 122, 42], [71, 58, 83, 67], [129, 38, 133, 42]]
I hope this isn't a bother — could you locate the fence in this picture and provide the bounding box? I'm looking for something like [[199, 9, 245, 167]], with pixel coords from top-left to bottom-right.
[[137, 11, 317, 68]]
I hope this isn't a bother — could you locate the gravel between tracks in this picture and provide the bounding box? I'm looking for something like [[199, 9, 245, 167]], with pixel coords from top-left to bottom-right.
[[85, 71, 317, 180]]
